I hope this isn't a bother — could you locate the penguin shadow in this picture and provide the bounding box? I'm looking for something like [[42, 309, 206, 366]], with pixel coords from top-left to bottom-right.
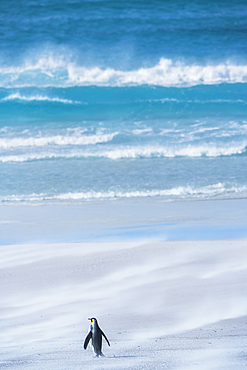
[[91, 353, 146, 359], [91, 354, 138, 359], [107, 354, 147, 359], [109, 355, 138, 358], [89, 355, 137, 360]]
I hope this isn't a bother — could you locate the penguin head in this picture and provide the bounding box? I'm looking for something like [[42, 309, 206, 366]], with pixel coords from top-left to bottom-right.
[[88, 317, 97, 322], [88, 317, 98, 326]]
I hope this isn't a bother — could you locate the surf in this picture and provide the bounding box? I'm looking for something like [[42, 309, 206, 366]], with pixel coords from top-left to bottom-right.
[[1, 57, 247, 88]]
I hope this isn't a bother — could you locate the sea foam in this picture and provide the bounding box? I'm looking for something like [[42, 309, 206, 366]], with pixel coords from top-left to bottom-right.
[[0, 142, 246, 162], [68, 58, 247, 87], [0, 132, 116, 149], [51, 184, 247, 201], [1, 183, 247, 203]]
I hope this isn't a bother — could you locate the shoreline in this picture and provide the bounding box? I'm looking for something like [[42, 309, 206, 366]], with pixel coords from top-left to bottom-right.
[[0, 197, 247, 244]]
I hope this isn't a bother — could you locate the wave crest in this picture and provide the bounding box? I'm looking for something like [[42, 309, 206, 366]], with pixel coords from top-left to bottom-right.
[[91, 144, 247, 159], [1, 56, 247, 87], [68, 59, 247, 87], [1, 92, 80, 104], [0, 133, 116, 149], [0, 143, 246, 162]]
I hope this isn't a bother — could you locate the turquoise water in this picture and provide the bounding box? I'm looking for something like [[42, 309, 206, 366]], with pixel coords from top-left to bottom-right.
[[0, 1, 247, 204]]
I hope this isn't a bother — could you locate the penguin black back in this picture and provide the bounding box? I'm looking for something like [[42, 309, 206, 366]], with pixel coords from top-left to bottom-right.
[[84, 318, 110, 357]]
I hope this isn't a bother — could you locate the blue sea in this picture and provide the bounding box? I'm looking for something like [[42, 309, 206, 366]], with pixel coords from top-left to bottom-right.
[[1, 0, 247, 204]]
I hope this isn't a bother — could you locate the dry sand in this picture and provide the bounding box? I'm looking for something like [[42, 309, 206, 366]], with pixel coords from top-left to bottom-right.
[[1, 238, 247, 369]]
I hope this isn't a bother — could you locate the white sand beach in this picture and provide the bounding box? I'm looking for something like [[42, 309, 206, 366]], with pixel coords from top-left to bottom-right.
[[1, 200, 247, 369]]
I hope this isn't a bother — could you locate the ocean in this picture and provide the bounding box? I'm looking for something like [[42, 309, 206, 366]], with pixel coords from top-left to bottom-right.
[[1, 0, 247, 204]]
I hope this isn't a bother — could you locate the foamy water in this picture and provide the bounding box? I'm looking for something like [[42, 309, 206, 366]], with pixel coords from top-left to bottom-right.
[[0, 0, 246, 204], [1, 57, 247, 88]]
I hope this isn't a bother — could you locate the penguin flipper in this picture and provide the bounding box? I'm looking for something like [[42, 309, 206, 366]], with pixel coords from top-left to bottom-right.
[[84, 331, 92, 349], [101, 330, 110, 346]]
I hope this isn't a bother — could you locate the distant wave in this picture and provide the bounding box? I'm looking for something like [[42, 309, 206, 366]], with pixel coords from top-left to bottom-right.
[[0, 133, 116, 149], [0, 143, 246, 162], [1, 57, 247, 88], [145, 98, 247, 104], [1, 92, 80, 104], [1, 183, 247, 203], [4, 94, 246, 106]]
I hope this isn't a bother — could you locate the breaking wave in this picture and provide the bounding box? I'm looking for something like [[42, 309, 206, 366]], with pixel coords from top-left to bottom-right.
[[1, 56, 247, 88], [86, 144, 247, 159], [1, 143, 246, 162], [54, 184, 247, 200], [0, 133, 116, 149], [67, 59, 247, 87]]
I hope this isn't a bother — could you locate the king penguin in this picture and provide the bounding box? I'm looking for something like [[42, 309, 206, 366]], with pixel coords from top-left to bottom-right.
[[84, 317, 110, 357]]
